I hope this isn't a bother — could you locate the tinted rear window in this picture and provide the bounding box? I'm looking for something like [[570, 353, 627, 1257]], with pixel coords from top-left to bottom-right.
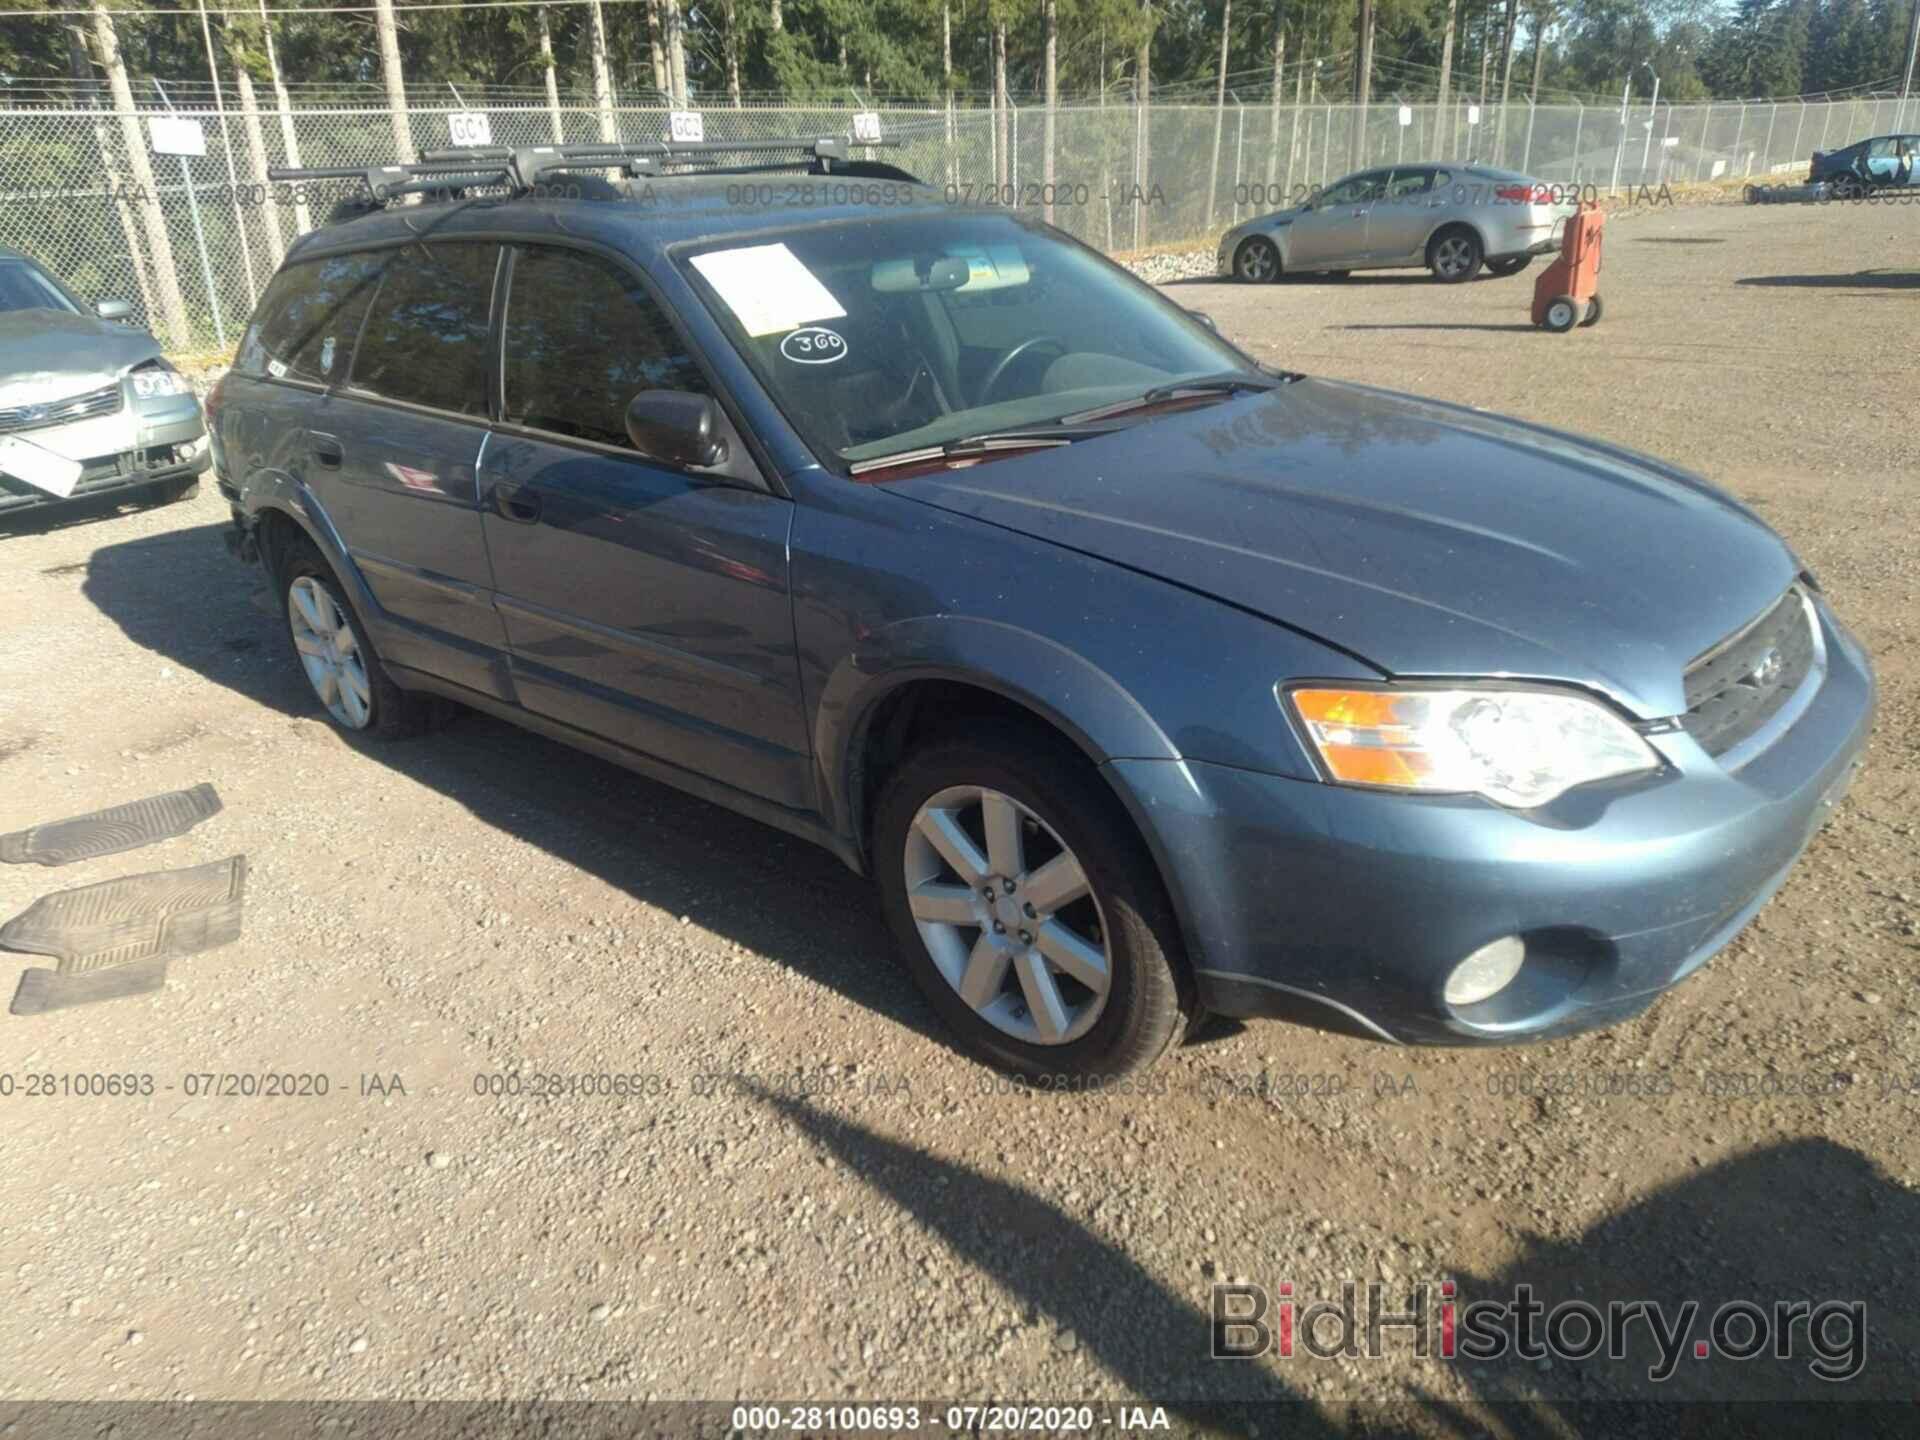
[[236, 252, 384, 384], [348, 242, 500, 414]]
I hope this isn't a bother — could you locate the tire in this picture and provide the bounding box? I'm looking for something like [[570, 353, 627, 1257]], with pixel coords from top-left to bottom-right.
[[148, 475, 200, 505], [874, 728, 1192, 1080], [278, 539, 436, 739], [1233, 235, 1281, 283], [1428, 228, 1484, 283], [1542, 294, 1580, 333], [1580, 294, 1603, 327], [1486, 255, 1531, 278]]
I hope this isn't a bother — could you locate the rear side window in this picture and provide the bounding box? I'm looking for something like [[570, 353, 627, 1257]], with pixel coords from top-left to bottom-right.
[[237, 253, 383, 384], [500, 245, 707, 449], [348, 241, 500, 415], [0, 259, 79, 315]]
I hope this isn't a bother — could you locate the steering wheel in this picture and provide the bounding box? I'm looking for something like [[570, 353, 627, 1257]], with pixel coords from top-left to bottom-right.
[[978, 335, 1067, 406]]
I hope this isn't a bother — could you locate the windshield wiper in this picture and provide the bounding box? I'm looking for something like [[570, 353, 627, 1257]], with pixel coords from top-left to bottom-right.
[[847, 423, 1118, 477], [1059, 370, 1283, 425]]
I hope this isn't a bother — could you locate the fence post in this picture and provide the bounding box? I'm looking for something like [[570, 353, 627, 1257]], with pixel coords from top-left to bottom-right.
[[1691, 102, 1708, 182], [234, 66, 284, 268], [1233, 102, 1245, 223], [91, 4, 192, 349], [1570, 101, 1583, 184], [1759, 101, 1777, 176], [258, 0, 311, 235], [538, 6, 564, 143], [1521, 95, 1535, 173], [1790, 101, 1807, 174], [196, 0, 259, 313]]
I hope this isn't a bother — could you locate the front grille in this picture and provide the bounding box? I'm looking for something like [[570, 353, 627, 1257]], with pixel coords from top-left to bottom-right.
[[1680, 587, 1816, 757], [0, 382, 123, 434]]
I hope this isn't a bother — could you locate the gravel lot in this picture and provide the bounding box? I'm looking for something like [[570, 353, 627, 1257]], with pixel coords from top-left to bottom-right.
[[0, 198, 1915, 1434]]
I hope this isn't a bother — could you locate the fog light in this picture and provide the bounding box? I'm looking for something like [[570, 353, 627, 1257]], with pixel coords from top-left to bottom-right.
[[1444, 936, 1526, 1006]]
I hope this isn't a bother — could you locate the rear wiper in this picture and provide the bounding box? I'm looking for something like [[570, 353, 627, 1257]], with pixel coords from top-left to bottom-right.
[[847, 423, 1118, 477], [1059, 370, 1283, 425]]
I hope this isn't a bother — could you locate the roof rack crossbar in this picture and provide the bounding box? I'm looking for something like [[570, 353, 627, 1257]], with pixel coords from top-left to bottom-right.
[[269, 134, 914, 214]]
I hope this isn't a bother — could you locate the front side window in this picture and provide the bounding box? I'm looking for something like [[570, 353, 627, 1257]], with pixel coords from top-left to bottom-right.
[[501, 245, 707, 449], [677, 213, 1250, 466], [0, 259, 79, 315], [349, 242, 500, 414], [237, 252, 384, 384]]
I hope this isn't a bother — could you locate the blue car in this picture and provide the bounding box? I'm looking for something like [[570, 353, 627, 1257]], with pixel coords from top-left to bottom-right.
[[211, 140, 1874, 1079], [1811, 133, 1919, 197]]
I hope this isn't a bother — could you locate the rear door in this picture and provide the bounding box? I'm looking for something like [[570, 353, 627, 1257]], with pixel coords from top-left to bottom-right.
[[313, 239, 510, 700], [477, 242, 811, 811], [1367, 167, 1443, 265]]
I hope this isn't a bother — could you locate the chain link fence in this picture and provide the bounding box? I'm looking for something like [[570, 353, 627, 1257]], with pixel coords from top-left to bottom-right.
[[3, 92, 1913, 351]]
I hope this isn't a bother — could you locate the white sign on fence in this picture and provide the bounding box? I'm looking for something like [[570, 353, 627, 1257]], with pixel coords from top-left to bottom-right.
[[1397, 105, 1412, 127], [448, 112, 493, 147], [1663, 136, 1680, 148], [668, 110, 705, 143], [851, 111, 883, 144], [148, 116, 205, 157], [1466, 105, 1481, 126]]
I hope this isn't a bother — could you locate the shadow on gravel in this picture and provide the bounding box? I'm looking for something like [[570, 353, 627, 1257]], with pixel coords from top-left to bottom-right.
[[765, 1097, 1918, 1436], [0, 483, 190, 541], [1411, 1136, 1918, 1435], [1336, 323, 1542, 334], [82, 520, 953, 1052], [753, 1083, 1362, 1436], [1736, 270, 1920, 291]]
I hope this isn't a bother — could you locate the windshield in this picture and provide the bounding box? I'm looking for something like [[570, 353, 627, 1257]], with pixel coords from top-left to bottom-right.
[[0, 259, 80, 315], [675, 213, 1255, 467]]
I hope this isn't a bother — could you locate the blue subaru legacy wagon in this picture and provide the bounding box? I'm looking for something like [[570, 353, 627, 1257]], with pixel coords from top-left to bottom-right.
[[211, 138, 1874, 1079]]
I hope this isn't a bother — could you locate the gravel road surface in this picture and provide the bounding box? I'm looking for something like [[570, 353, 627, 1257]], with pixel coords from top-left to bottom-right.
[[0, 197, 1914, 1435]]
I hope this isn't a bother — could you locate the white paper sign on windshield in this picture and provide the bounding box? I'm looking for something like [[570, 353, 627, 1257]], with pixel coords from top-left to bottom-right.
[[689, 243, 847, 337]]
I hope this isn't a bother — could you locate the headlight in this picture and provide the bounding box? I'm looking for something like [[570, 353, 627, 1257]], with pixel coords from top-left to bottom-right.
[[130, 364, 190, 398], [1285, 685, 1659, 809]]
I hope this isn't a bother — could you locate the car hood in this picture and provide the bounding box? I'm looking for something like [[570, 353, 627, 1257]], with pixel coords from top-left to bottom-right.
[[884, 379, 1798, 719], [0, 308, 160, 404]]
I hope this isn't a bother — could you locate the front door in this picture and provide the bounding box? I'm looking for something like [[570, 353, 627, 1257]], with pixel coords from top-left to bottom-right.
[[1288, 171, 1384, 270], [1367, 167, 1445, 266], [477, 243, 812, 813]]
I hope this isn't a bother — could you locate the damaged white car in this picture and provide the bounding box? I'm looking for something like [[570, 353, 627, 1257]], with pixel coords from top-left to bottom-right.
[[0, 247, 209, 517]]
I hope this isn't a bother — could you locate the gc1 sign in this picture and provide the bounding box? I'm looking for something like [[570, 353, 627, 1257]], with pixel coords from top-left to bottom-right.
[[448, 111, 493, 147]]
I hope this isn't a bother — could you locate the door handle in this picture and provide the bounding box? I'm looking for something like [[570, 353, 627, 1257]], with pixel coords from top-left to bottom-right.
[[309, 433, 343, 469], [489, 481, 541, 524]]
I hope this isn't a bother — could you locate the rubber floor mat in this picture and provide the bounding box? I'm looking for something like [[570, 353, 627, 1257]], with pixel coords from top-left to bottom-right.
[[11, 957, 169, 1015], [0, 856, 246, 973], [0, 784, 222, 867]]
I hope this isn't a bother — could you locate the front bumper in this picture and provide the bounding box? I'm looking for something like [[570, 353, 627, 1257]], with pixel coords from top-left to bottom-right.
[[1111, 597, 1875, 1046], [0, 393, 207, 514]]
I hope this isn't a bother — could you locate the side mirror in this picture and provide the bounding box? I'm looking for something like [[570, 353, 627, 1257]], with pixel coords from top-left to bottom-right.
[[95, 298, 132, 321], [1186, 309, 1218, 331], [626, 390, 726, 469]]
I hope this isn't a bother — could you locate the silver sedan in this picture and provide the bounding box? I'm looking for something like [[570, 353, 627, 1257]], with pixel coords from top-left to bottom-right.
[[1218, 163, 1577, 284]]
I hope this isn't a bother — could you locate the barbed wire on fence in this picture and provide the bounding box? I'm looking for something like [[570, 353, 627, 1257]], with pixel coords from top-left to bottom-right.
[[3, 91, 1913, 352]]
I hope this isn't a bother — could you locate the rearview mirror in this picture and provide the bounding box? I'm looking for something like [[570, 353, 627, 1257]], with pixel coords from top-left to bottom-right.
[[626, 390, 727, 469], [95, 298, 131, 321]]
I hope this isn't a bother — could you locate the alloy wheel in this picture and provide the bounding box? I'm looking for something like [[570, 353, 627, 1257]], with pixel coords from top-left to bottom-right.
[[1434, 236, 1474, 278], [288, 576, 373, 730], [902, 785, 1111, 1046], [1237, 239, 1278, 282]]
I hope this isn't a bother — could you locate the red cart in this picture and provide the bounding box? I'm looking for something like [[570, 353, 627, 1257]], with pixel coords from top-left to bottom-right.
[[1531, 201, 1605, 332]]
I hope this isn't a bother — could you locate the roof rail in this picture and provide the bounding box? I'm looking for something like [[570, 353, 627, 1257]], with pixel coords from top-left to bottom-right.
[[270, 135, 909, 205]]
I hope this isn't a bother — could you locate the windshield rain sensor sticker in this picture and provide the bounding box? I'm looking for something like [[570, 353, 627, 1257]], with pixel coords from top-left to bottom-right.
[[780, 328, 847, 365], [688, 243, 847, 338]]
